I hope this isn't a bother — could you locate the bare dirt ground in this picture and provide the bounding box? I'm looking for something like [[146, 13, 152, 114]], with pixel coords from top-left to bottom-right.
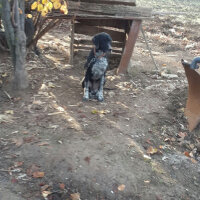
[[0, 4, 200, 200]]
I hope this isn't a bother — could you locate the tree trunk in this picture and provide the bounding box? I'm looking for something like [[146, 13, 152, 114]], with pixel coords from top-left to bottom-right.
[[0, 0, 2, 16], [2, 0, 28, 89]]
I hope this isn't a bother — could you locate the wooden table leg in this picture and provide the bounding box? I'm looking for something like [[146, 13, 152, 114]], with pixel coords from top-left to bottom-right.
[[117, 20, 142, 74]]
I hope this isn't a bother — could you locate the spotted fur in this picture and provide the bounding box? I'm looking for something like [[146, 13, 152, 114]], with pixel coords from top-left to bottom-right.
[[82, 33, 112, 102]]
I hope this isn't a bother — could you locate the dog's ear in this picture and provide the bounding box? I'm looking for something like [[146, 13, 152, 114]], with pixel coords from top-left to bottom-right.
[[92, 35, 99, 49]]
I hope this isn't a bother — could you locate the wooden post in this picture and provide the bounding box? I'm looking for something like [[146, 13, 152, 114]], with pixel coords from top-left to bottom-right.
[[70, 18, 75, 65], [117, 20, 142, 74]]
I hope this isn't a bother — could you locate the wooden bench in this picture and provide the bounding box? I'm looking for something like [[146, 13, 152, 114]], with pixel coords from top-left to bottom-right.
[[50, 0, 152, 73]]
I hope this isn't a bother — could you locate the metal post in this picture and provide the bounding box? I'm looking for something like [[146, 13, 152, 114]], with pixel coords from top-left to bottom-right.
[[141, 26, 158, 70]]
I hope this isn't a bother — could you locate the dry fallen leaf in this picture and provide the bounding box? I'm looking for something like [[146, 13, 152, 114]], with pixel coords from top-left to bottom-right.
[[23, 136, 36, 143], [118, 184, 125, 191], [40, 83, 48, 90], [178, 107, 185, 113], [33, 100, 44, 105], [145, 139, 153, 145], [178, 132, 187, 139], [144, 180, 150, 184], [27, 164, 40, 176], [41, 184, 49, 192], [164, 137, 175, 142], [14, 161, 23, 167], [147, 146, 158, 155], [38, 142, 50, 146], [99, 110, 109, 114], [84, 156, 90, 164], [32, 171, 45, 178], [12, 138, 23, 147], [4, 110, 14, 115], [164, 138, 170, 142], [48, 82, 56, 88], [1, 72, 8, 77], [184, 151, 190, 157], [22, 131, 29, 135], [171, 137, 176, 142], [42, 190, 52, 198], [13, 97, 21, 102], [189, 151, 194, 157], [0, 114, 14, 123], [91, 109, 98, 114], [91, 109, 109, 115], [143, 154, 151, 161], [70, 193, 80, 200], [190, 158, 197, 164]]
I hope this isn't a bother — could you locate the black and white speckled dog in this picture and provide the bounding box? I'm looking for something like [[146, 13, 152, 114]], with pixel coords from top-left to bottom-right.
[[82, 32, 112, 102]]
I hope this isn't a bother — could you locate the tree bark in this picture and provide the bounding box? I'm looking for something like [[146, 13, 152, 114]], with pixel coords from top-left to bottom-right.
[[2, 0, 28, 89], [0, 0, 2, 16]]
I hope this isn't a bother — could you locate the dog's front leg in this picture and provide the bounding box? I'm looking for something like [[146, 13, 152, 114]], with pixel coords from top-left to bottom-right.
[[97, 76, 105, 102], [83, 79, 89, 101]]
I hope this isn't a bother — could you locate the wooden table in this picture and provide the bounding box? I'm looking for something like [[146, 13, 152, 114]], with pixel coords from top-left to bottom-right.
[[49, 0, 152, 73]]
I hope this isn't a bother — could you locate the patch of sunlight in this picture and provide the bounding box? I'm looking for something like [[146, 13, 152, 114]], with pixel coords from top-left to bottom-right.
[[151, 160, 176, 184], [116, 101, 129, 109], [37, 86, 82, 131], [127, 138, 146, 156], [51, 102, 82, 131], [45, 54, 63, 64], [126, 138, 176, 184], [107, 119, 121, 130], [115, 82, 134, 91], [69, 75, 80, 81]]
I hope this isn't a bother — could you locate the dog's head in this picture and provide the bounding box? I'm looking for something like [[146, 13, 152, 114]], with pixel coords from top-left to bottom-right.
[[92, 32, 112, 53]]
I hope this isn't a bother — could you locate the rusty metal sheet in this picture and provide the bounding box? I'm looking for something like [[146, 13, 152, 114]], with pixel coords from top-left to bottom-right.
[[182, 59, 200, 132]]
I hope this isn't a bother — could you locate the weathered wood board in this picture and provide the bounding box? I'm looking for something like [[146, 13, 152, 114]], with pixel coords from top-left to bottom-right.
[[48, 1, 151, 20], [76, 19, 132, 30], [74, 39, 124, 48], [71, 0, 136, 6], [67, 1, 152, 20], [74, 24, 126, 42]]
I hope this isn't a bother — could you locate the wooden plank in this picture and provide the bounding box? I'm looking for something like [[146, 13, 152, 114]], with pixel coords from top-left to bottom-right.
[[74, 49, 122, 67], [74, 39, 124, 48], [74, 49, 122, 57], [117, 20, 142, 74], [70, 0, 136, 6], [47, 14, 149, 20], [74, 24, 126, 42], [68, 1, 152, 19], [76, 19, 131, 30], [74, 46, 122, 54]]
